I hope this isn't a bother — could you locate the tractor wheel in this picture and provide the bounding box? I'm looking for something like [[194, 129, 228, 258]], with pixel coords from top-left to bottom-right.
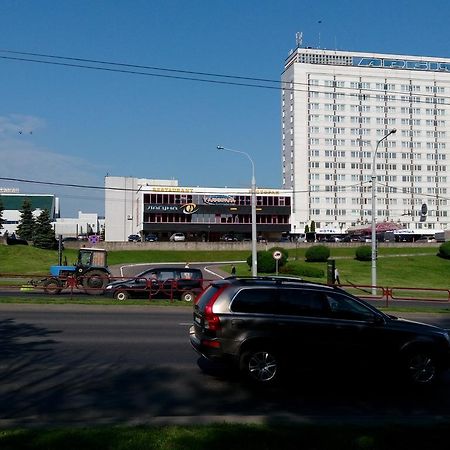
[[43, 278, 62, 295], [83, 270, 109, 295]]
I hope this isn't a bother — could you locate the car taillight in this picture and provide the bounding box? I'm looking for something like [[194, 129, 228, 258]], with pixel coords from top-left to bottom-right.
[[204, 285, 227, 331]]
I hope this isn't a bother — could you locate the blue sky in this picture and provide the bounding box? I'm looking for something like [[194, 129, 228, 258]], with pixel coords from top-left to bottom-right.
[[0, 0, 449, 216]]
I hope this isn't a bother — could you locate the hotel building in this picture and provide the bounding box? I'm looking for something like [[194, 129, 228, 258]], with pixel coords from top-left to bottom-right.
[[282, 46, 450, 233]]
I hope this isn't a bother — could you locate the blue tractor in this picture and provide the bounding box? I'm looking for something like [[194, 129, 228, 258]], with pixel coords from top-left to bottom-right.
[[40, 247, 111, 295]]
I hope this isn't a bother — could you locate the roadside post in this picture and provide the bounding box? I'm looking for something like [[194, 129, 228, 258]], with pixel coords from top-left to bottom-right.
[[273, 250, 282, 276], [327, 259, 336, 285]]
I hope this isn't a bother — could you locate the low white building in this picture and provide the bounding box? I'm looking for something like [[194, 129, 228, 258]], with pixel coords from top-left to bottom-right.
[[53, 212, 104, 238]]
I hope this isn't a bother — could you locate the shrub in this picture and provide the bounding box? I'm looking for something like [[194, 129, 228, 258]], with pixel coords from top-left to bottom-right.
[[305, 245, 330, 262], [280, 262, 325, 278], [246, 250, 276, 273], [355, 245, 372, 261], [438, 241, 450, 259]]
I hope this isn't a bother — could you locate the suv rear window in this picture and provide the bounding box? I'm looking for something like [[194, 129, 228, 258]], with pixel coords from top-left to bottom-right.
[[231, 288, 278, 314]]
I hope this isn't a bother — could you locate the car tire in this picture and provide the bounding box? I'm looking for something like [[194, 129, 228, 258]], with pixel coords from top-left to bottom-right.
[[402, 347, 439, 386], [240, 348, 280, 385], [43, 278, 62, 295], [180, 291, 195, 302], [114, 290, 130, 301]]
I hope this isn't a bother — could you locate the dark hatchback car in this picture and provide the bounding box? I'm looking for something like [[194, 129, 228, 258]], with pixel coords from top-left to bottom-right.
[[105, 267, 204, 302], [190, 277, 450, 386]]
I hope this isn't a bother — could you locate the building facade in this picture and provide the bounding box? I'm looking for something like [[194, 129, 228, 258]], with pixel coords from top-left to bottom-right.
[[282, 46, 450, 234], [0, 192, 58, 236], [105, 176, 292, 242], [53, 212, 104, 238]]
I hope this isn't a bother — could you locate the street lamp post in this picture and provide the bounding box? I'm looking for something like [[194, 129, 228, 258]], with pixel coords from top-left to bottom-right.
[[371, 129, 396, 295], [217, 145, 257, 276]]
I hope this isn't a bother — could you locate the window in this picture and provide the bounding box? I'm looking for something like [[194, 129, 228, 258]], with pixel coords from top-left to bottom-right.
[[325, 293, 376, 321], [231, 288, 278, 314], [278, 289, 329, 317]]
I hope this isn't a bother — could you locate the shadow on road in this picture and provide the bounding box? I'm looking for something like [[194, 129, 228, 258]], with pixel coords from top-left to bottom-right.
[[1, 317, 450, 427]]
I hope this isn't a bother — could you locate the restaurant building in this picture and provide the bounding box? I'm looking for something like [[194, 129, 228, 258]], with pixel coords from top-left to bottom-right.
[[105, 176, 292, 242]]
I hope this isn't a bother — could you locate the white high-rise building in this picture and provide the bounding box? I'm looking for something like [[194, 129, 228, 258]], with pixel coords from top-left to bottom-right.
[[282, 45, 450, 234]]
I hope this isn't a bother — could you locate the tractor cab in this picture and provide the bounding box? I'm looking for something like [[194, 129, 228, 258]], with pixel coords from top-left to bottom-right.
[[77, 248, 108, 273]]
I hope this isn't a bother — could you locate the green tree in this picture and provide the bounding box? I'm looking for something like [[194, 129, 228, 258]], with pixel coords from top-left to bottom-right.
[[33, 209, 57, 249], [310, 221, 316, 233], [16, 198, 35, 241], [304, 224, 310, 234], [0, 198, 4, 231]]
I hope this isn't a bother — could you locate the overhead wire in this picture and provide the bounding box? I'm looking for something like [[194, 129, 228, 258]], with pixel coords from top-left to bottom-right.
[[1, 49, 450, 101]]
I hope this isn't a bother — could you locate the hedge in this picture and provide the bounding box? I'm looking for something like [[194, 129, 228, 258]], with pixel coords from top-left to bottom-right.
[[305, 245, 330, 262]]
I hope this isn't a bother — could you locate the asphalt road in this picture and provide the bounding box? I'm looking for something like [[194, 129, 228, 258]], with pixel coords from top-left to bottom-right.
[[1, 304, 450, 427]]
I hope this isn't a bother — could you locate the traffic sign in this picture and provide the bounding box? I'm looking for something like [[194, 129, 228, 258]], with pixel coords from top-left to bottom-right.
[[272, 250, 282, 260], [89, 235, 99, 245]]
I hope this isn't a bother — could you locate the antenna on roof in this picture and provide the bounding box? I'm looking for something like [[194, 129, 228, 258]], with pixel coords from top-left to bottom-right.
[[295, 31, 303, 48], [317, 20, 322, 49]]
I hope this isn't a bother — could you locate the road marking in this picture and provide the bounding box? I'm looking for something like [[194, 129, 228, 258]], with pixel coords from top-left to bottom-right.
[[178, 322, 192, 326]]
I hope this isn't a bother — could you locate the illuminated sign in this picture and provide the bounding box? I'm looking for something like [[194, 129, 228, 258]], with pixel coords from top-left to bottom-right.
[[151, 187, 194, 193], [354, 57, 450, 73], [203, 195, 236, 205], [180, 203, 199, 214], [145, 205, 179, 212], [0, 188, 20, 193]]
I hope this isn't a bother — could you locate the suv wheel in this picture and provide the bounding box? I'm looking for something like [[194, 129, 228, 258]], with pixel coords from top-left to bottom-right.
[[240, 348, 279, 385], [403, 348, 438, 385]]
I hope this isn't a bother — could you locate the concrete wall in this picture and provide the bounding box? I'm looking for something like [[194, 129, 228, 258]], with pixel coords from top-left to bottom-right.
[[63, 241, 441, 252]]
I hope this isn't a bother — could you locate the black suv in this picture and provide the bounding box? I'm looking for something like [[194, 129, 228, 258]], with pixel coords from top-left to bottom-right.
[[190, 277, 450, 386], [105, 267, 203, 302]]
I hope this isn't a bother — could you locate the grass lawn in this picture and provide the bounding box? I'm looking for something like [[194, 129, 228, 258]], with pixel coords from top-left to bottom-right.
[[1, 244, 449, 290], [1, 424, 450, 450]]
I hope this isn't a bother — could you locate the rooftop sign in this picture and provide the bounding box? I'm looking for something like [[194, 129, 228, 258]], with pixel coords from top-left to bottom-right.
[[354, 57, 450, 73]]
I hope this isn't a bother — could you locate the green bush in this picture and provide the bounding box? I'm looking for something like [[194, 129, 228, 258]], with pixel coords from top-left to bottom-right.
[[355, 245, 372, 261], [280, 261, 325, 278], [305, 245, 330, 262], [438, 241, 450, 259], [246, 250, 276, 273]]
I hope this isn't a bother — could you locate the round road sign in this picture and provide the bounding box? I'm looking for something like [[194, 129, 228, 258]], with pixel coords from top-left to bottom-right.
[[272, 250, 282, 260]]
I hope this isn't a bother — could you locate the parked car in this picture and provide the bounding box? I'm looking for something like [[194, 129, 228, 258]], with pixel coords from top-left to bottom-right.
[[221, 234, 238, 242], [105, 267, 203, 302], [169, 232, 186, 242], [128, 234, 141, 242], [190, 277, 450, 386], [145, 234, 158, 242]]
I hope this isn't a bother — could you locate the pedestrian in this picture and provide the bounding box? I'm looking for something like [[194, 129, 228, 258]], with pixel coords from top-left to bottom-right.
[[231, 265, 236, 276], [334, 267, 341, 285]]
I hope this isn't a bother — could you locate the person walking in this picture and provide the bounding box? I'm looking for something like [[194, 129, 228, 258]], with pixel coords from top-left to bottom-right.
[[184, 262, 190, 268], [334, 267, 341, 285], [231, 265, 236, 276]]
